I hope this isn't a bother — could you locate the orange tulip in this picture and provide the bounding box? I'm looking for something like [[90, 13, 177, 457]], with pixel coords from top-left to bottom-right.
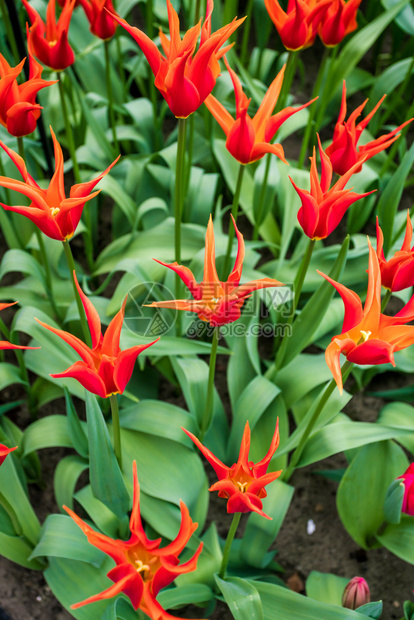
[[110, 0, 244, 118], [145, 215, 283, 326], [376, 212, 414, 293], [183, 420, 281, 519], [65, 462, 204, 617], [326, 81, 413, 176], [0, 51, 56, 137], [205, 57, 316, 165], [319, 240, 414, 393], [318, 0, 362, 46], [291, 135, 375, 239], [79, 0, 118, 40], [264, 0, 330, 51], [22, 0, 76, 71], [0, 128, 119, 241]]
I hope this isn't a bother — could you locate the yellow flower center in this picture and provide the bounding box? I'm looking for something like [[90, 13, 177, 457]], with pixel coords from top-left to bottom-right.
[[50, 207, 60, 217], [360, 330, 371, 342], [235, 481, 248, 493], [135, 559, 151, 579]]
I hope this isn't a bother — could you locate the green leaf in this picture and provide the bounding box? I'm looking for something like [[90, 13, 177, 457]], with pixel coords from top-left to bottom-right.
[[101, 597, 142, 620], [54, 455, 89, 512], [253, 580, 367, 619], [30, 514, 105, 567], [337, 440, 408, 549], [0, 530, 43, 570], [241, 480, 294, 568], [85, 392, 130, 519], [65, 388, 89, 458], [0, 249, 47, 289], [215, 576, 264, 620], [377, 515, 414, 564], [306, 571, 349, 607], [157, 584, 213, 608], [378, 142, 414, 254], [22, 415, 73, 456], [383, 478, 405, 524], [120, 400, 197, 445], [0, 363, 26, 390], [356, 601, 383, 618], [377, 402, 414, 454], [381, 0, 414, 33]]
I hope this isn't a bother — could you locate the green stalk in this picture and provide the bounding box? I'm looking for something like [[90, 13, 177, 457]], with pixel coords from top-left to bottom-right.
[[57, 77, 80, 183], [274, 238, 315, 371], [109, 393, 122, 469], [0, 0, 20, 63], [62, 240, 92, 347], [194, 0, 201, 23], [104, 39, 119, 154], [218, 512, 241, 579], [313, 46, 339, 133], [298, 47, 330, 169], [0, 490, 23, 536], [239, 0, 254, 65], [199, 326, 220, 441], [222, 164, 245, 279], [381, 289, 392, 312], [174, 118, 188, 335], [282, 360, 353, 482]]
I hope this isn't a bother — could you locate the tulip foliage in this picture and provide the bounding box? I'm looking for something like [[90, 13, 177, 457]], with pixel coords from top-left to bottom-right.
[[0, 0, 413, 619]]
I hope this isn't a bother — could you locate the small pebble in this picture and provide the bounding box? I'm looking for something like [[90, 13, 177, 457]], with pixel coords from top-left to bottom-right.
[[36, 596, 42, 602], [307, 518, 316, 535], [315, 503, 325, 512], [393, 601, 400, 608]]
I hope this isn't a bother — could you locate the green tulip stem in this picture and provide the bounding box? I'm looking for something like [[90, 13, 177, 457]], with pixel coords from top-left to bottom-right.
[[381, 289, 392, 313], [110, 393, 122, 469], [199, 326, 220, 441], [62, 240, 92, 347], [298, 47, 330, 169], [57, 77, 80, 184], [239, 0, 254, 65], [283, 360, 353, 483], [174, 117, 188, 335], [222, 164, 245, 279], [274, 237, 316, 371], [218, 512, 241, 579], [104, 39, 119, 154]]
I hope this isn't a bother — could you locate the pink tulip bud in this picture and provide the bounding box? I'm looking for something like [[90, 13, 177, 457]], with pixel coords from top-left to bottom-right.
[[342, 577, 370, 610]]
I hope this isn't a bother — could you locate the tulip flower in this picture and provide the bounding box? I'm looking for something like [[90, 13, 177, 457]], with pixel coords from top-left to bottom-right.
[[291, 135, 375, 239], [64, 461, 203, 616], [319, 240, 414, 393], [110, 0, 244, 118], [0, 51, 56, 137], [325, 81, 413, 176], [37, 274, 159, 398], [397, 463, 414, 516], [0, 128, 119, 241], [342, 577, 370, 610], [318, 0, 363, 47], [376, 213, 414, 292], [205, 57, 316, 165], [264, 0, 330, 51], [0, 444, 17, 466], [22, 0, 76, 71], [0, 301, 40, 353], [183, 420, 281, 519], [145, 215, 283, 326], [79, 0, 118, 40]]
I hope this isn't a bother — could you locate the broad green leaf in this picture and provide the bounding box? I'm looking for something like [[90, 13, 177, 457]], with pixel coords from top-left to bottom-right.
[[306, 571, 349, 606], [175, 524, 222, 589], [0, 363, 26, 391], [30, 514, 105, 567], [101, 597, 142, 620], [377, 402, 414, 454], [86, 392, 130, 519], [337, 441, 408, 549], [383, 478, 404, 524], [381, 0, 414, 33], [120, 400, 197, 445], [22, 415, 73, 456], [241, 480, 294, 568], [0, 249, 47, 289], [65, 388, 89, 458], [377, 515, 414, 564], [54, 455, 89, 512], [356, 601, 383, 618], [0, 530, 43, 570], [157, 584, 213, 608], [75, 485, 120, 538], [215, 576, 264, 620], [274, 354, 333, 409], [378, 142, 414, 254], [253, 580, 367, 619]]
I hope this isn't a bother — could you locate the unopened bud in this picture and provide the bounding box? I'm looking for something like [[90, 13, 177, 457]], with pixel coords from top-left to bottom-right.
[[397, 463, 414, 516], [342, 577, 370, 610]]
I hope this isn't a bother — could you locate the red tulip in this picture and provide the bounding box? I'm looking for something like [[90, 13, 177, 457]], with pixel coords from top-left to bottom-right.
[[183, 420, 281, 519], [0, 444, 17, 466], [376, 212, 414, 292], [342, 577, 370, 610], [319, 240, 414, 393], [110, 0, 244, 118], [291, 135, 375, 239], [326, 81, 413, 176], [22, 0, 76, 71], [205, 57, 316, 165], [397, 463, 414, 516], [264, 0, 330, 51], [79, 0, 118, 40], [318, 0, 362, 46], [0, 128, 119, 241], [37, 274, 159, 398], [64, 461, 203, 617], [145, 215, 283, 326], [0, 51, 56, 137]]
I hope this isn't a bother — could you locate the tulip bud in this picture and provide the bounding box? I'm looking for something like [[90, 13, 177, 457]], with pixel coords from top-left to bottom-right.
[[342, 577, 370, 610], [397, 463, 414, 516]]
